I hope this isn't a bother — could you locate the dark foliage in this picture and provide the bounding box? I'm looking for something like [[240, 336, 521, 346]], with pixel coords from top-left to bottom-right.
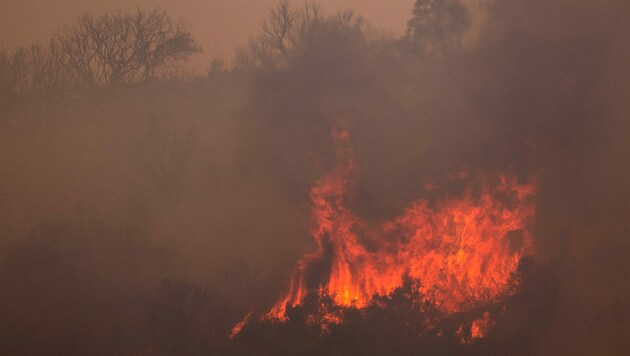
[[233, 265, 558, 356]]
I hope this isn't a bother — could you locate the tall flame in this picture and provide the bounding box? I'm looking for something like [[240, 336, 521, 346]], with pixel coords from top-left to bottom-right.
[[267, 127, 536, 328]]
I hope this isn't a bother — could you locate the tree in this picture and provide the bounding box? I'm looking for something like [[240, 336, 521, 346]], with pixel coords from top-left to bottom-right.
[[261, 1, 296, 54], [132, 9, 200, 81], [404, 0, 470, 56], [231, 1, 367, 71], [55, 9, 199, 87], [0, 42, 70, 99]]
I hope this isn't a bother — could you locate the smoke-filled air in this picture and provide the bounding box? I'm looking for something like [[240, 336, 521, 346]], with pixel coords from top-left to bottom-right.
[[0, 1, 629, 355]]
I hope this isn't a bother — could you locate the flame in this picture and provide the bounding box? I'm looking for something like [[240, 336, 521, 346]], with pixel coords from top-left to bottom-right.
[[264, 127, 536, 338], [229, 308, 253, 339], [471, 312, 493, 340]]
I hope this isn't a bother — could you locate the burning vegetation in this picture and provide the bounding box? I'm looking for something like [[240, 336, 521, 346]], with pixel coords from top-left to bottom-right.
[[233, 126, 537, 343], [1, 0, 629, 355]]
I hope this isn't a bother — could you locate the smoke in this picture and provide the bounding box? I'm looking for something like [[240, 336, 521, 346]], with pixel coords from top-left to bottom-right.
[[0, 0, 629, 354], [230, 0, 630, 353]]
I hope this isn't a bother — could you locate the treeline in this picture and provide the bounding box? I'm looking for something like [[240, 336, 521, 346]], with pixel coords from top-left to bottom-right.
[[0, 0, 472, 98], [222, 0, 469, 72], [0, 9, 199, 98]]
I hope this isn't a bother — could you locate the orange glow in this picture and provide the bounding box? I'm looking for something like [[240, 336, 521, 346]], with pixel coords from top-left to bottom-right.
[[265, 127, 536, 338], [229, 308, 252, 339], [471, 312, 493, 340]]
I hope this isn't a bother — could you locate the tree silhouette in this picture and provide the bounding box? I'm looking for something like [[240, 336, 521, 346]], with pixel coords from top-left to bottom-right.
[[404, 0, 470, 56], [55, 9, 199, 86]]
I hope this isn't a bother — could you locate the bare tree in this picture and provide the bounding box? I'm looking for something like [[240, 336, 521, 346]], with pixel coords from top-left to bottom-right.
[[231, 1, 300, 70], [232, 1, 364, 71], [132, 9, 200, 81], [289, 2, 325, 48], [36, 40, 72, 91], [261, 1, 296, 54], [0, 42, 71, 97], [97, 14, 138, 85], [55, 9, 199, 87], [0, 9, 200, 101], [56, 14, 102, 86]]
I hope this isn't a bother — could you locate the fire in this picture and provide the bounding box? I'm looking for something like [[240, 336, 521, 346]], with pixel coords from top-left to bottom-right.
[[229, 308, 253, 339], [471, 312, 493, 340], [264, 127, 536, 338]]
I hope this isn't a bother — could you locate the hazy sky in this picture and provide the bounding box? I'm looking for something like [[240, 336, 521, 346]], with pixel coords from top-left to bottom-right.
[[0, 0, 415, 71]]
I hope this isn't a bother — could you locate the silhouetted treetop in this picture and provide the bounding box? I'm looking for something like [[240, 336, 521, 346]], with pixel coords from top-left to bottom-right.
[[232, 1, 366, 71], [404, 0, 470, 56], [55, 9, 199, 86]]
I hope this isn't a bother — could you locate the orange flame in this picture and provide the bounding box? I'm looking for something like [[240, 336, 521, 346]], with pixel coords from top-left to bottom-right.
[[229, 308, 253, 339], [471, 312, 493, 340], [266, 128, 536, 337]]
